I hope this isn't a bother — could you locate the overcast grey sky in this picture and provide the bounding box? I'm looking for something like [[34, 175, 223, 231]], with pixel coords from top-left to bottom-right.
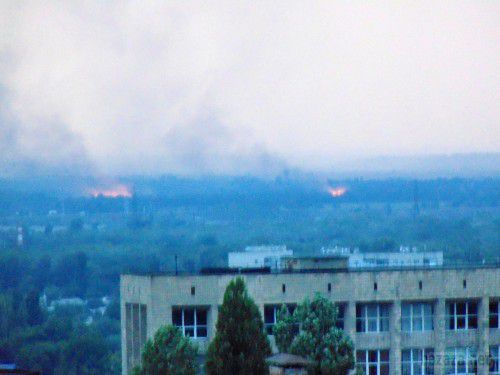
[[0, 1, 499, 176]]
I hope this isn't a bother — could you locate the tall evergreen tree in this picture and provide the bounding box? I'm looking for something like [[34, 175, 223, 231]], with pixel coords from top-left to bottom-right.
[[206, 277, 271, 375]]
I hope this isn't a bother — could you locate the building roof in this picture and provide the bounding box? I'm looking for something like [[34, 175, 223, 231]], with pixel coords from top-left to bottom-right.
[[266, 353, 312, 368], [121, 262, 500, 277]]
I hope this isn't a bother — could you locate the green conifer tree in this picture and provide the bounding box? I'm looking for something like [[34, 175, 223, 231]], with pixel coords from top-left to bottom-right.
[[206, 277, 271, 375]]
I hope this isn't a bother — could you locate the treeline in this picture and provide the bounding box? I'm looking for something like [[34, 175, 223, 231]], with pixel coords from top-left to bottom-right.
[[0, 290, 120, 374], [0, 177, 498, 215], [0, 251, 121, 374]]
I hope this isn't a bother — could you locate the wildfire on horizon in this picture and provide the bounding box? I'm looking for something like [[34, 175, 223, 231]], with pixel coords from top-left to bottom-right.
[[87, 184, 132, 198], [327, 186, 347, 198]]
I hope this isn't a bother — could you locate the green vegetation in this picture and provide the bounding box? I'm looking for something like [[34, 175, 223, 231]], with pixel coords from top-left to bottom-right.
[[274, 294, 354, 375], [133, 325, 198, 375], [0, 177, 497, 373], [0, 290, 119, 374], [206, 277, 271, 375]]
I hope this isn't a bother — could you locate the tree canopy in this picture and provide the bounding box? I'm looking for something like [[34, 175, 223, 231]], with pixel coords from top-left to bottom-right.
[[274, 294, 354, 375], [133, 325, 198, 375], [206, 277, 271, 375]]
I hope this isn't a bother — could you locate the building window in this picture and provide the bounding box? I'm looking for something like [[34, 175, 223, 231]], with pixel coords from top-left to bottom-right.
[[402, 302, 434, 332], [191, 286, 195, 296], [335, 304, 345, 330], [356, 303, 390, 333], [264, 304, 296, 335], [490, 346, 500, 374], [125, 303, 147, 372], [356, 350, 389, 375], [374, 282, 378, 291], [282, 284, 286, 293], [446, 301, 477, 330], [419, 281, 423, 290], [490, 301, 499, 329], [445, 347, 477, 375], [402, 348, 434, 375], [328, 283, 332, 292], [172, 307, 208, 338]]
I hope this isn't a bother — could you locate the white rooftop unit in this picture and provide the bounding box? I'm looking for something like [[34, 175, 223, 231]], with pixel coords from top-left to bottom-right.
[[228, 245, 293, 269], [347, 251, 444, 268]]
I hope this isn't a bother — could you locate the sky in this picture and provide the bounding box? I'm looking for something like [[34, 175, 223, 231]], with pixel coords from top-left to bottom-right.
[[0, 1, 499, 176]]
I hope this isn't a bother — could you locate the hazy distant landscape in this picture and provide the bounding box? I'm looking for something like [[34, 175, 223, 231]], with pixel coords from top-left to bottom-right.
[[0, 172, 498, 373], [1, 1, 499, 373]]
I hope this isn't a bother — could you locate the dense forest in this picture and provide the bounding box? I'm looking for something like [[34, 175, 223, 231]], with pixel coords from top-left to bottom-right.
[[0, 176, 498, 373]]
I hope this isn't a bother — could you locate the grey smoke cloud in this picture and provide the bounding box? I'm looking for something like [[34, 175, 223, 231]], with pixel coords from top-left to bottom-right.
[[0, 1, 499, 176]]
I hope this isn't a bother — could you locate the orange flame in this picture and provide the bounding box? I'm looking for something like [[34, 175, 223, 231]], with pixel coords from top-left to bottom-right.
[[88, 184, 132, 198], [327, 186, 347, 198]]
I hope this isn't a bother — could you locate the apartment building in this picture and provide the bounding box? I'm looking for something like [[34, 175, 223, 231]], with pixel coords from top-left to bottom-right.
[[121, 264, 500, 375]]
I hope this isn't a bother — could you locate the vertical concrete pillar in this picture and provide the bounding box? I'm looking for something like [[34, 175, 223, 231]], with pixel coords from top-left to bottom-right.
[[390, 300, 401, 375], [209, 304, 218, 340], [478, 296, 489, 375], [434, 298, 446, 375], [121, 300, 128, 375], [345, 300, 357, 349]]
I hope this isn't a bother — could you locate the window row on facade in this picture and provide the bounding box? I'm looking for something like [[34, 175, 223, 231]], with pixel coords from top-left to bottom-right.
[[356, 346, 500, 375], [169, 300, 500, 338]]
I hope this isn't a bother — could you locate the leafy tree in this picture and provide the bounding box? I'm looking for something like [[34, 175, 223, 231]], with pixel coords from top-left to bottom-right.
[[25, 289, 44, 326], [70, 218, 84, 232], [34, 255, 52, 289], [206, 277, 271, 375], [275, 294, 354, 375], [54, 252, 88, 296], [133, 325, 198, 375], [16, 341, 60, 375], [58, 328, 111, 375], [273, 304, 296, 353]]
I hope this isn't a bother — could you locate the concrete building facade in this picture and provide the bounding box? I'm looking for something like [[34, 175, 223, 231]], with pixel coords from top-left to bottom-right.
[[121, 265, 500, 375]]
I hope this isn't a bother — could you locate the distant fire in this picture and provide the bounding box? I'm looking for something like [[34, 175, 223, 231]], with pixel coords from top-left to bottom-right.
[[87, 184, 132, 198], [327, 186, 347, 198]]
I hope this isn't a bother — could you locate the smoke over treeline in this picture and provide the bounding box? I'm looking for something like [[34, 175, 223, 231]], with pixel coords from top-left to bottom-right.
[[0, 176, 498, 216]]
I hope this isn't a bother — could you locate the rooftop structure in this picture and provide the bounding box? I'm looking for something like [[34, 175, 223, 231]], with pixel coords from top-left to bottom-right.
[[228, 245, 293, 270], [121, 262, 500, 375], [321, 246, 444, 268]]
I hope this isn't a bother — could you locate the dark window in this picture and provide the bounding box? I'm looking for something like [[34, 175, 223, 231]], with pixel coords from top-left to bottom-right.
[[191, 286, 195, 295], [463, 279, 467, 289], [402, 348, 434, 375], [282, 284, 286, 293], [356, 303, 390, 332], [264, 304, 297, 335], [374, 282, 378, 291], [490, 301, 499, 328], [172, 308, 182, 326], [172, 306, 208, 338], [328, 283, 332, 292], [447, 301, 477, 330], [419, 281, 423, 290], [335, 304, 345, 330], [356, 350, 390, 375]]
